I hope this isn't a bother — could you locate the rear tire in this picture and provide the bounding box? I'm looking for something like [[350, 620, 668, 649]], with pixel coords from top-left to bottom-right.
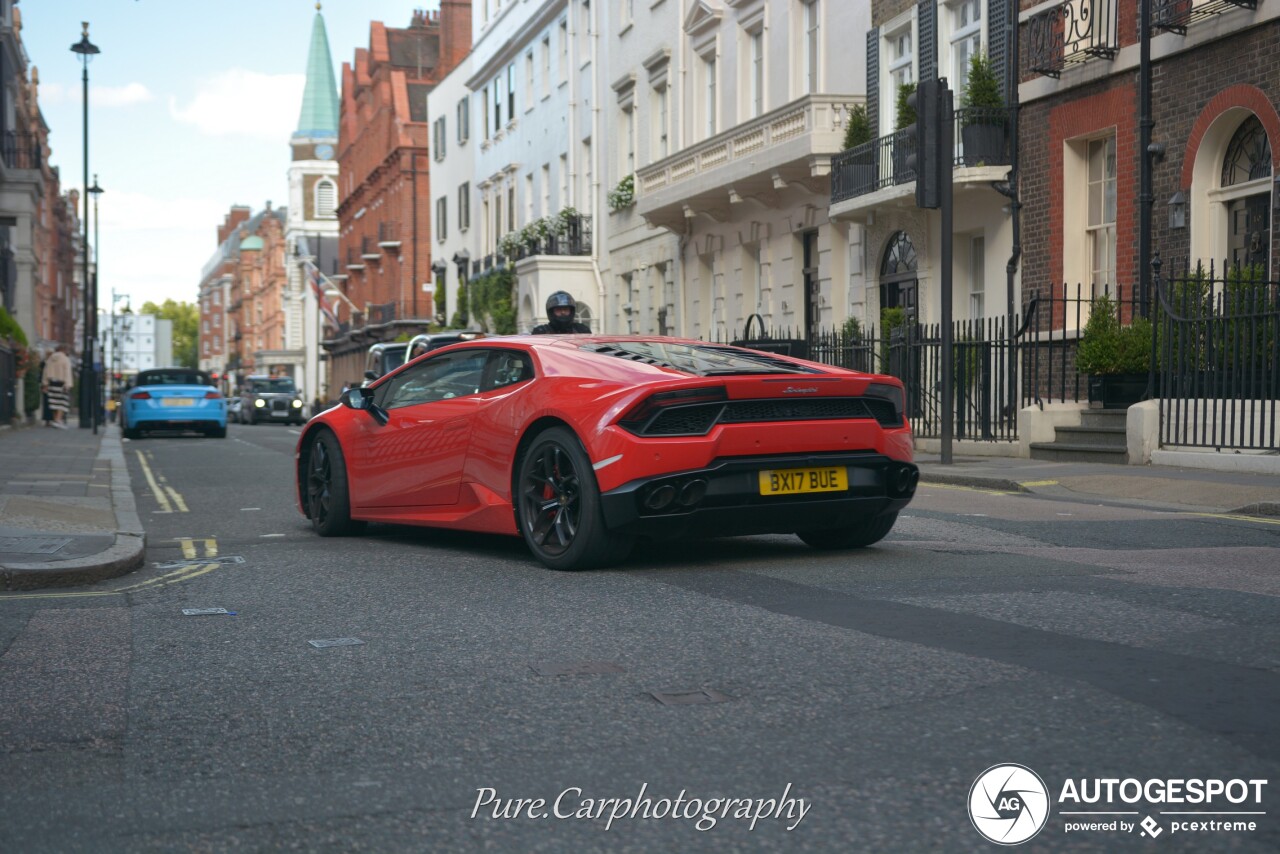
[[515, 426, 632, 570], [123, 426, 140, 440], [306, 430, 365, 536], [797, 512, 899, 550], [209, 425, 227, 438]]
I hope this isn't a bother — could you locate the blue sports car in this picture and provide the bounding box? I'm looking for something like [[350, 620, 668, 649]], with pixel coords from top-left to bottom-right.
[[121, 368, 227, 439]]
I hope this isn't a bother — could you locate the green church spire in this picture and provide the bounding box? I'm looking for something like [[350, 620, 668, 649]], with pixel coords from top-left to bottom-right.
[[294, 5, 339, 139]]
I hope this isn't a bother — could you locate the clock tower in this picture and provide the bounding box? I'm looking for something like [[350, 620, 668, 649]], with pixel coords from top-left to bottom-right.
[[287, 2, 342, 407]]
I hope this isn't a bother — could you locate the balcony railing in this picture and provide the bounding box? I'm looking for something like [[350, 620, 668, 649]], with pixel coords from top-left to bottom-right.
[[0, 132, 42, 171], [378, 222, 400, 245], [364, 300, 435, 326], [497, 215, 594, 263], [1152, 0, 1256, 35], [346, 247, 365, 268], [830, 107, 1010, 204], [361, 236, 380, 258], [1027, 0, 1118, 79]]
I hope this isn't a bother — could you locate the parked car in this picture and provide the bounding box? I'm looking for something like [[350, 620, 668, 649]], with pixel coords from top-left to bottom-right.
[[362, 332, 487, 385], [296, 336, 918, 571], [227, 397, 244, 423], [121, 368, 227, 439], [239, 375, 305, 425]]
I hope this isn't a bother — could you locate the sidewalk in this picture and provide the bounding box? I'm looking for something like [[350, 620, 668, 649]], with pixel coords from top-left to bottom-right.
[[914, 452, 1280, 516], [0, 418, 145, 590]]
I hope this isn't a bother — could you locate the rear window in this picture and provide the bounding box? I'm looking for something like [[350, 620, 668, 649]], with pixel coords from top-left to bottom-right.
[[579, 341, 819, 376], [137, 370, 210, 386], [249, 379, 297, 393]]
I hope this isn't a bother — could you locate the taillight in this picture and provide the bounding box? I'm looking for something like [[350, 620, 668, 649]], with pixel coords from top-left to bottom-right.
[[130, 391, 151, 400], [204, 391, 221, 399], [619, 386, 727, 433], [864, 382, 904, 425]]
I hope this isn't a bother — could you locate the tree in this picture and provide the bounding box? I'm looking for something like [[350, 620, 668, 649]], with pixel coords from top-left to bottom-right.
[[141, 299, 199, 368]]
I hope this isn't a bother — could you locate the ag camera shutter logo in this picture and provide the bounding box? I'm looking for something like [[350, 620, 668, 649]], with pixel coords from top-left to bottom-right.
[[969, 764, 1050, 845]]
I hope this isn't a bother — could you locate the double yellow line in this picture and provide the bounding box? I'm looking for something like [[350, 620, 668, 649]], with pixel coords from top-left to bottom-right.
[[137, 450, 188, 513], [0, 538, 223, 601]]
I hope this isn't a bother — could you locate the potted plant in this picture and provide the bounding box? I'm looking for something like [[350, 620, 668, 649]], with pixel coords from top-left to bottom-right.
[[893, 82, 917, 181], [1077, 292, 1152, 409], [607, 174, 635, 212], [841, 103, 877, 193], [959, 52, 1006, 167]]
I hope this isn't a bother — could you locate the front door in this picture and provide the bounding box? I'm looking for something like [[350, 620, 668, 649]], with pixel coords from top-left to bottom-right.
[[1228, 194, 1270, 270]]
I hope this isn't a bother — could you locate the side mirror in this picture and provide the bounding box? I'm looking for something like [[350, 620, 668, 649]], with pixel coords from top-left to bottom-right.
[[341, 387, 388, 425], [364, 370, 378, 381]]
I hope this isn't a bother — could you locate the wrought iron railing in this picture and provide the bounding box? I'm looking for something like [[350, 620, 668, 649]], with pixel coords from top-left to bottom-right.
[[832, 109, 1011, 203], [1027, 0, 1118, 79], [378, 222, 400, 243], [1153, 0, 1256, 35], [361, 236, 379, 257], [0, 132, 42, 171], [346, 247, 365, 267]]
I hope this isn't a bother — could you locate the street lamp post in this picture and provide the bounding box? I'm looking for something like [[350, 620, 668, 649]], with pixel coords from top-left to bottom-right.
[[71, 22, 99, 430], [89, 175, 104, 429]]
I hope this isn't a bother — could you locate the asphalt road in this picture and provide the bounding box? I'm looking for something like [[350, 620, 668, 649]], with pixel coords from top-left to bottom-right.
[[1, 421, 1277, 852]]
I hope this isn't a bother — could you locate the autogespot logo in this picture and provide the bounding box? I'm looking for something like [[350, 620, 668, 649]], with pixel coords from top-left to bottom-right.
[[969, 764, 1051, 845]]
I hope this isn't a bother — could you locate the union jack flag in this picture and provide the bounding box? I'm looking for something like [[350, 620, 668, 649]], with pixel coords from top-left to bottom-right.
[[305, 260, 340, 330]]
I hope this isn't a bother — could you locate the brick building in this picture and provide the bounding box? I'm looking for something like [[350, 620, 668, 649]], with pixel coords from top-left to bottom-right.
[[1018, 0, 1278, 324], [325, 3, 471, 391]]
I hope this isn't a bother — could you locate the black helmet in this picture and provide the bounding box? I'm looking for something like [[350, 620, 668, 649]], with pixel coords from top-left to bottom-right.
[[545, 291, 577, 330]]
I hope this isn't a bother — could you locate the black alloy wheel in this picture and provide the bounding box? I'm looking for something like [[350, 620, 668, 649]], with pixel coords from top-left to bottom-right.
[[516, 427, 632, 570], [307, 430, 364, 536]]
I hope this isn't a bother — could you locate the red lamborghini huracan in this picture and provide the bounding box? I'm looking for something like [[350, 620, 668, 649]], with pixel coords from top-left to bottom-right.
[[295, 336, 918, 570]]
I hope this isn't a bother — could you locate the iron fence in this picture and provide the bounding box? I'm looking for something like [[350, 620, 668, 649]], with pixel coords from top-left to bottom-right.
[[1154, 258, 1279, 451], [0, 344, 15, 424]]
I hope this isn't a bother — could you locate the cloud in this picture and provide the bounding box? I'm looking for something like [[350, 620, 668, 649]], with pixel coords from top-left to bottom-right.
[[38, 81, 155, 106], [169, 69, 305, 142]]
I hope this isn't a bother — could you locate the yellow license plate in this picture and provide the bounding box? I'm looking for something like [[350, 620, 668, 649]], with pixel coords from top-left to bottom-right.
[[758, 466, 848, 496], [167, 398, 195, 406]]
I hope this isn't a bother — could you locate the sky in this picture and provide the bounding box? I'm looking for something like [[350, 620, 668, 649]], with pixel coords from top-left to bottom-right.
[[20, 0, 438, 313]]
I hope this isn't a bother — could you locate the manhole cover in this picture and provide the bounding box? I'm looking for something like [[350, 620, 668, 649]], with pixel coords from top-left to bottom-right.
[[309, 638, 365, 649], [531, 660, 625, 676], [649, 689, 734, 706], [0, 536, 73, 555]]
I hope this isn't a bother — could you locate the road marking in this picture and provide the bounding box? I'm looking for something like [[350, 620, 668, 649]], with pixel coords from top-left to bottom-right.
[[0, 591, 119, 601], [177, 537, 219, 559], [180, 539, 196, 559], [0, 561, 222, 601], [1019, 479, 1060, 487], [136, 451, 172, 513], [1183, 511, 1280, 526], [918, 481, 1019, 496]]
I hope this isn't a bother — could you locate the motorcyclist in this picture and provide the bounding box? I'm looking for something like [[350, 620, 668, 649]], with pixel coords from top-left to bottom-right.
[[531, 290, 591, 334]]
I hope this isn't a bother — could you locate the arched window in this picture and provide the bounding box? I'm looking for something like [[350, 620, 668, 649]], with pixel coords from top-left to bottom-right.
[[315, 179, 337, 219], [1221, 116, 1271, 187], [880, 231, 919, 322]]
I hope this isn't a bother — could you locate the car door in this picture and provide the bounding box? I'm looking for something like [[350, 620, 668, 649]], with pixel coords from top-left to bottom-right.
[[347, 348, 492, 508]]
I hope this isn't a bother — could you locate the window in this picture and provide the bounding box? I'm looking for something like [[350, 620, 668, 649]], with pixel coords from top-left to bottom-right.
[[213, 313, 220, 328], [1087, 136, 1117, 293], [315, 179, 337, 219], [457, 97, 470, 144], [508, 186, 516, 232], [951, 0, 982, 100], [507, 62, 517, 121], [493, 76, 503, 129], [213, 290, 221, 306], [525, 51, 534, 107], [525, 173, 534, 224], [654, 84, 669, 159], [560, 153, 569, 208], [559, 20, 569, 80], [436, 196, 448, 242], [621, 0, 634, 28], [748, 28, 764, 118], [495, 193, 504, 241], [888, 27, 914, 128], [623, 106, 636, 176], [459, 182, 471, 231], [801, 0, 821, 95], [202, 319, 209, 334], [482, 86, 491, 139], [702, 53, 717, 138], [969, 236, 985, 319], [433, 116, 447, 161], [542, 164, 551, 216], [581, 139, 593, 210], [377, 350, 491, 410], [541, 36, 551, 97]]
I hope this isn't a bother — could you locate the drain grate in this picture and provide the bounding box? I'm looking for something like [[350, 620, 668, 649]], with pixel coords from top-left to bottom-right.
[[530, 660, 625, 676], [649, 689, 734, 706], [0, 536, 73, 555]]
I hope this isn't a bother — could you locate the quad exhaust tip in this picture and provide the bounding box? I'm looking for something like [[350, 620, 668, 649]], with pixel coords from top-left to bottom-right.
[[642, 478, 709, 514]]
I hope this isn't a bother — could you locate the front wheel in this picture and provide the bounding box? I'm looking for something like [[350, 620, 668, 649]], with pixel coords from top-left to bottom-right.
[[515, 427, 632, 570], [797, 512, 899, 550], [306, 430, 365, 536]]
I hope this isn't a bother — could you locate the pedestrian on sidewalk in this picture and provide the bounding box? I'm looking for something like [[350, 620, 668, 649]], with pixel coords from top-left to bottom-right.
[[42, 343, 73, 429]]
